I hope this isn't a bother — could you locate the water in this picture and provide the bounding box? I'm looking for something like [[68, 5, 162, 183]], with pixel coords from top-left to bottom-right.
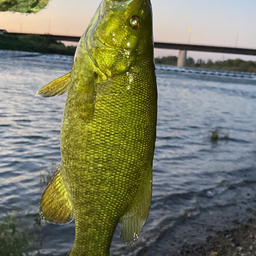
[[0, 50, 256, 255]]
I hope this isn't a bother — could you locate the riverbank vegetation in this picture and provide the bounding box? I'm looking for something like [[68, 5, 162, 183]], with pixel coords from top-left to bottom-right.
[[155, 56, 256, 73], [0, 34, 76, 55], [0, 163, 59, 255], [0, 214, 37, 256]]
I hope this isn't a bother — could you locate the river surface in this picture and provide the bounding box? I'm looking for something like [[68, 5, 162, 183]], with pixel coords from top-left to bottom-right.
[[0, 50, 256, 255]]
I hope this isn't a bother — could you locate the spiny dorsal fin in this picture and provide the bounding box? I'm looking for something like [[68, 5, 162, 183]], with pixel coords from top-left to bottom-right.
[[40, 165, 73, 224], [36, 72, 71, 97], [120, 164, 152, 245]]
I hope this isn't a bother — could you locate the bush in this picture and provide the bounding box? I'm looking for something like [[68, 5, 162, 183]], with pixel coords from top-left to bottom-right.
[[0, 214, 33, 256]]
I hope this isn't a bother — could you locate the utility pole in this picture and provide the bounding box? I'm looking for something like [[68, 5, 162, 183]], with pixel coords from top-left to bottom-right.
[[48, 18, 51, 34], [20, 19, 23, 33], [188, 28, 192, 44], [235, 30, 239, 47]]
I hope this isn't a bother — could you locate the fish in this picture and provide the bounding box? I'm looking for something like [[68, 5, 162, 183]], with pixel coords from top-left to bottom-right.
[[37, 0, 157, 255]]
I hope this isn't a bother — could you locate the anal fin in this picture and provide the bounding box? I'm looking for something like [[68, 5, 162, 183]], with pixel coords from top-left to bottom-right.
[[40, 164, 73, 224], [120, 164, 153, 245], [36, 72, 70, 97]]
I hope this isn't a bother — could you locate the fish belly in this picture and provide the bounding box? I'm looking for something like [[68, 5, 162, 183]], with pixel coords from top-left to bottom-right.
[[61, 65, 157, 255]]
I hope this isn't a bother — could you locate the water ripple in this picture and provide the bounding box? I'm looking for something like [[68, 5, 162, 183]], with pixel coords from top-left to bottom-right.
[[0, 50, 256, 255]]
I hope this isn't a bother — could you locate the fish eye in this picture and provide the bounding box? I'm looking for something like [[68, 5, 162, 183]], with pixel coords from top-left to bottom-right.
[[130, 16, 140, 29]]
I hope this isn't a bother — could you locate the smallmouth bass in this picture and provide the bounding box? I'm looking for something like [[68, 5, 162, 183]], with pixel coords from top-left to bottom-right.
[[37, 0, 157, 255]]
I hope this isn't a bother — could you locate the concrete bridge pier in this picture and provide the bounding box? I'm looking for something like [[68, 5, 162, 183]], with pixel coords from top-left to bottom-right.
[[177, 50, 187, 67]]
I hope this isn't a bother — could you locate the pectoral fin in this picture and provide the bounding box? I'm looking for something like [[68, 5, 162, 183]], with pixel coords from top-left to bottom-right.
[[36, 72, 71, 97], [40, 165, 73, 224], [120, 164, 153, 245]]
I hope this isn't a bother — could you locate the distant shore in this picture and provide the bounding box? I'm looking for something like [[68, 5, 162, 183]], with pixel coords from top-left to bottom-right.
[[155, 56, 256, 73], [0, 34, 76, 55], [1, 34, 256, 74]]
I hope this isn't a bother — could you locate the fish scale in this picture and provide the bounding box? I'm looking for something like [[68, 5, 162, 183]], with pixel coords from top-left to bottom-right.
[[37, 0, 157, 255]]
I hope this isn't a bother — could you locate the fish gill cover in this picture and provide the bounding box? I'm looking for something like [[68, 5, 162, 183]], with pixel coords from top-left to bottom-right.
[[0, 0, 49, 13]]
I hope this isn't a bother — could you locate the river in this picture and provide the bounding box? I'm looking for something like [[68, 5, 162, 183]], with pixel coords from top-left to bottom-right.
[[0, 50, 256, 255]]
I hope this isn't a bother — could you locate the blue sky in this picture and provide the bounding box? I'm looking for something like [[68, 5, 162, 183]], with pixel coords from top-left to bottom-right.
[[1, 0, 256, 60]]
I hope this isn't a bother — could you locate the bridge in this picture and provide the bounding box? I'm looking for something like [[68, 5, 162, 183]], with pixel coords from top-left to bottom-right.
[[7, 32, 256, 67]]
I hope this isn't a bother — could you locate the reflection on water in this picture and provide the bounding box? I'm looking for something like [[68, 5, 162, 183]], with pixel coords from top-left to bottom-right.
[[0, 50, 256, 255]]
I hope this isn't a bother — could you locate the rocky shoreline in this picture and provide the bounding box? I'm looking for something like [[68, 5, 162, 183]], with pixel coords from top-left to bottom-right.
[[136, 191, 256, 256], [181, 218, 256, 256]]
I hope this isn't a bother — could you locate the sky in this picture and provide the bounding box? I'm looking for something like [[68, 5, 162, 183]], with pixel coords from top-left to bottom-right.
[[1, 0, 256, 61]]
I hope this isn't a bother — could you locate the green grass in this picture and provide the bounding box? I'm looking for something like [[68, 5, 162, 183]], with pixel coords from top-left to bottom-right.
[[0, 163, 61, 255], [0, 214, 34, 256]]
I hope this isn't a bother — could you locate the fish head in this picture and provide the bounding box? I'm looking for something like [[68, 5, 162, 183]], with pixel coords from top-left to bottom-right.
[[79, 0, 153, 77]]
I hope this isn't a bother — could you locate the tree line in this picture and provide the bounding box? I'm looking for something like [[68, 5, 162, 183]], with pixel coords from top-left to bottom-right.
[[0, 34, 76, 55], [155, 56, 256, 73]]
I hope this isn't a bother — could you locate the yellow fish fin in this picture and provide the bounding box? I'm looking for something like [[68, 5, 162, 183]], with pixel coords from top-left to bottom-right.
[[40, 165, 73, 224], [120, 164, 152, 245], [36, 72, 71, 97]]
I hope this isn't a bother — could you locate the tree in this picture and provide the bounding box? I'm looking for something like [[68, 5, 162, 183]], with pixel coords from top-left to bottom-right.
[[186, 57, 195, 66]]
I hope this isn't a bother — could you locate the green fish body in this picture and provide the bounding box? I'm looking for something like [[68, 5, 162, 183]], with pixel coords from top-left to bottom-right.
[[38, 0, 157, 255]]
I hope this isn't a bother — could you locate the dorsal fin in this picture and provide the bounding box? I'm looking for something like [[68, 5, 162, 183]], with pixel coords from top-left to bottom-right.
[[120, 164, 152, 245], [40, 165, 73, 224], [36, 72, 71, 97]]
